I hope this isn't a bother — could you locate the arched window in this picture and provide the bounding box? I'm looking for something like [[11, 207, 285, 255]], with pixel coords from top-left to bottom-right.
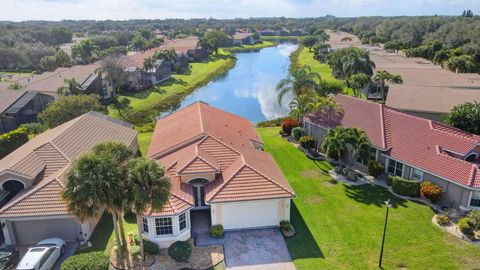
[[188, 178, 209, 186], [2, 180, 25, 200], [465, 152, 479, 163]]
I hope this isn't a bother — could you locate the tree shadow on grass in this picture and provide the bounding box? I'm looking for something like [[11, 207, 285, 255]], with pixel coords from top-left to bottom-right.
[[286, 202, 324, 260], [312, 160, 333, 174], [76, 212, 113, 255], [343, 184, 410, 209]]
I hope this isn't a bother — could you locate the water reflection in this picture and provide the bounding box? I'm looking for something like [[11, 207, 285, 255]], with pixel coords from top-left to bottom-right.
[[177, 43, 298, 123]]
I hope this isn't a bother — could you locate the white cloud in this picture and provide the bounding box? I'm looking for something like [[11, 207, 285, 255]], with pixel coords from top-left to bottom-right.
[[1, 0, 479, 21]]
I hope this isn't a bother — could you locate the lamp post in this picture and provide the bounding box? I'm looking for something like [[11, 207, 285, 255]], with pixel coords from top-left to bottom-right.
[[379, 199, 392, 268]]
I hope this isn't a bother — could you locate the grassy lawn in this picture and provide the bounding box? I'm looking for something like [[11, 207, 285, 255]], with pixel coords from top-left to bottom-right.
[[138, 131, 153, 157], [258, 127, 480, 270], [108, 49, 235, 118], [295, 46, 360, 98], [224, 40, 277, 52]]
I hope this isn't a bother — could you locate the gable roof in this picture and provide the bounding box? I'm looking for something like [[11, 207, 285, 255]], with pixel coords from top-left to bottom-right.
[[0, 91, 26, 114], [305, 95, 480, 188], [148, 102, 294, 215], [0, 112, 138, 218]]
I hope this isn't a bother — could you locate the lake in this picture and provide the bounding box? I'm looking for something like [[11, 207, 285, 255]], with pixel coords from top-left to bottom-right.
[[176, 43, 298, 123]]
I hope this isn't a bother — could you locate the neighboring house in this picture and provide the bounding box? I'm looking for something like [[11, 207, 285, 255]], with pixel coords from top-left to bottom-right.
[[0, 91, 54, 134], [276, 28, 290, 36], [231, 32, 255, 46], [290, 28, 306, 36], [305, 95, 480, 210], [146, 102, 295, 248], [0, 63, 113, 101], [0, 112, 138, 245], [258, 29, 275, 36]]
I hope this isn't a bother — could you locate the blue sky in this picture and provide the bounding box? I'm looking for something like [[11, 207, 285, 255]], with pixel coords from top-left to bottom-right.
[[1, 0, 479, 21]]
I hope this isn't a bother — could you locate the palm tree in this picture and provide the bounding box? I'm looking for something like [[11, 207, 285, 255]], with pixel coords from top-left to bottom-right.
[[344, 128, 371, 172], [98, 54, 127, 97], [276, 65, 320, 104], [62, 153, 124, 256], [125, 158, 171, 261], [57, 78, 83, 96], [143, 56, 155, 72], [154, 49, 177, 63], [373, 70, 403, 102], [345, 73, 371, 97], [322, 127, 348, 162], [289, 94, 312, 125], [342, 48, 376, 77], [307, 95, 344, 128], [92, 142, 134, 247]]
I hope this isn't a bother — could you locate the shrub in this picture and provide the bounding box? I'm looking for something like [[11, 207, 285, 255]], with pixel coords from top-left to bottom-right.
[[386, 175, 393, 186], [367, 161, 384, 178], [257, 117, 289, 127], [468, 210, 480, 230], [210, 224, 224, 239], [436, 214, 450, 226], [0, 127, 29, 159], [291, 127, 306, 141], [280, 220, 292, 231], [420, 182, 443, 203], [344, 170, 359, 182], [61, 252, 109, 270], [168, 241, 192, 262], [391, 176, 420, 197], [129, 245, 141, 259], [281, 118, 298, 136], [458, 217, 474, 236], [299, 135, 315, 149], [144, 239, 160, 255]]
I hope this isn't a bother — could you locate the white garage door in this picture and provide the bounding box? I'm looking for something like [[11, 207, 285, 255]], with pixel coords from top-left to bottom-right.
[[220, 199, 281, 230], [12, 218, 79, 244]]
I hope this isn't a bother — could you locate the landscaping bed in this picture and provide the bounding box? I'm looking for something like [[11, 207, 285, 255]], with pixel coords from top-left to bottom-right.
[[151, 242, 224, 270]]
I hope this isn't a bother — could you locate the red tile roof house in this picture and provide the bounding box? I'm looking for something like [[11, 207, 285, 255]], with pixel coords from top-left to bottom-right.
[[0, 112, 138, 246], [231, 32, 256, 46], [304, 95, 480, 211], [145, 102, 295, 248]]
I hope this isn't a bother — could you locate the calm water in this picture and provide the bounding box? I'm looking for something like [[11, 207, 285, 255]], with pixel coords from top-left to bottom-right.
[[177, 43, 298, 123]]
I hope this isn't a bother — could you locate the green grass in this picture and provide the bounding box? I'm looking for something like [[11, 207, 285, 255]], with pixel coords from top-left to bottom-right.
[[108, 49, 235, 118], [224, 41, 277, 52], [294, 46, 361, 98], [261, 36, 301, 41], [258, 127, 480, 270], [138, 131, 153, 157], [79, 212, 139, 256]]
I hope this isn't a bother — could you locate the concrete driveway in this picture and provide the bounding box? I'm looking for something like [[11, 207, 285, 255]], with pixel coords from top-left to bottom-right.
[[223, 228, 295, 270]]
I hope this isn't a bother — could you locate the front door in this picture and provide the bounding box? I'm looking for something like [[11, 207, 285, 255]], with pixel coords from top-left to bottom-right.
[[192, 186, 208, 209]]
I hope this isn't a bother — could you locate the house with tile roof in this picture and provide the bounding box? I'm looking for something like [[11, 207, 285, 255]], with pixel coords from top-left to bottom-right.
[[0, 90, 54, 134], [305, 95, 480, 210], [146, 102, 295, 248], [0, 112, 138, 246], [231, 32, 256, 46]]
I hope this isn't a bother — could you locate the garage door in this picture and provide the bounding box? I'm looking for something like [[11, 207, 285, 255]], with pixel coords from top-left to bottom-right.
[[220, 199, 281, 230], [12, 218, 78, 244]]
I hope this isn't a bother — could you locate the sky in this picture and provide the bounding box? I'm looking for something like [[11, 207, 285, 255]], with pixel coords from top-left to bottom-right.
[[1, 0, 479, 21]]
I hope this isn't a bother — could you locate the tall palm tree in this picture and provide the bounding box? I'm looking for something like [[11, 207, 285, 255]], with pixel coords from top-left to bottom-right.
[[345, 73, 371, 97], [276, 65, 320, 104], [344, 128, 371, 172], [62, 153, 124, 256], [98, 54, 127, 97], [125, 158, 171, 261], [289, 94, 312, 125], [57, 78, 83, 96], [373, 70, 403, 102], [307, 95, 344, 128], [342, 48, 376, 77], [92, 142, 134, 247], [322, 127, 348, 162]]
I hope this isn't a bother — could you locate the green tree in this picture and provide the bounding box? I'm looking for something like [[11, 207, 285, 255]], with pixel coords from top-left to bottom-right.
[[55, 50, 72, 67], [51, 26, 73, 45], [302, 36, 318, 52], [444, 101, 480, 135], [443, 54, 476, 73], [131, 35, 148, 51], [289, 94, 312, 125], [276, 65, 320, 104], [7, 82, 25, 90], [125, 158, 171, 261], [57, 78, 84, 96], [143, 56, 155, 72], [322, 127, 370, 171], [38, 95, 106, 128], [307, 95, 344, 128], [40, 55, 58, 71], [345, 73, 371, 97], [201, 31, 229, 53], [373, 70, 403, 102], [71, 39, 99, 64], [342, 47, 376, 77], [154, 49, 177, 63], [62, 153, 124, 257], [384, 40, 402, 53]]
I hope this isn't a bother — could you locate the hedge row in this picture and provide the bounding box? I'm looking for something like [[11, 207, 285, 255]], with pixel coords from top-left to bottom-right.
[[391, 176, 420, 197], [0, 127, 29, 159], [61, 251, 109, 270]]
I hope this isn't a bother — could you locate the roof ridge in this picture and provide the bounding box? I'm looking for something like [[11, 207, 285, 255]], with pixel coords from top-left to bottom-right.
[[198, 102, 205, 133], [37, 141, 71, 163], [379, 104, 387, 149], [429, 120, 480, 143], [205, 158, 245, 202]]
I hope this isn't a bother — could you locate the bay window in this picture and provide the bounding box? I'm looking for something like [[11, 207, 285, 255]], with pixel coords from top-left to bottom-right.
[[155, 217, 173, 236], [179, 213, 187, 232], [471, 191, 480, 208]]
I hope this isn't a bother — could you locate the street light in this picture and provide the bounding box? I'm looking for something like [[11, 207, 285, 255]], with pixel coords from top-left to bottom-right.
[[379, 199, 392, 268]]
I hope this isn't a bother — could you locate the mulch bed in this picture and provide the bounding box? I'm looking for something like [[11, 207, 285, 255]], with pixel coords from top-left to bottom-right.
[[150, 244, 224, 270]]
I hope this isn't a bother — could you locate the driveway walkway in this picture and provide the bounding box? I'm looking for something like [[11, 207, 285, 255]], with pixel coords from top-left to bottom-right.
[[223, 228, 295, 270]]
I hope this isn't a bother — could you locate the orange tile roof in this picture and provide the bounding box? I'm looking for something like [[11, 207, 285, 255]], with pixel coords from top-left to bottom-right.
[[147, 102, 295, 216], [0, 112, 138, 218]]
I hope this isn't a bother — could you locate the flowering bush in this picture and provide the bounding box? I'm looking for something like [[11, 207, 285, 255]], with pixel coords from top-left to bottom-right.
[[435, 214, 450, 226], [420, 182, 443, 203], [299, 135, 315, 149], [281, 118, 298, 136]]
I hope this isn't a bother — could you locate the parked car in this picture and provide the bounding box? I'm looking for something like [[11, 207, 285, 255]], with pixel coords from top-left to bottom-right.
[[0, 246, 19, 270], [16, 238, 66, 270]]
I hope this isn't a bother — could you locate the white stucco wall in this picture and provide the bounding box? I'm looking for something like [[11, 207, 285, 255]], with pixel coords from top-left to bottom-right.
[[142, 210, 191, 249]]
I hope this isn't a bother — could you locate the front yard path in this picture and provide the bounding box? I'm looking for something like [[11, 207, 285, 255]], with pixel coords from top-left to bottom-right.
[[258, 127, 480, 270]]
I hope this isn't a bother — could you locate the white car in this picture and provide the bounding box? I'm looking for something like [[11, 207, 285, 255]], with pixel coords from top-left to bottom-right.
[[16, 238, 66, 270]]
